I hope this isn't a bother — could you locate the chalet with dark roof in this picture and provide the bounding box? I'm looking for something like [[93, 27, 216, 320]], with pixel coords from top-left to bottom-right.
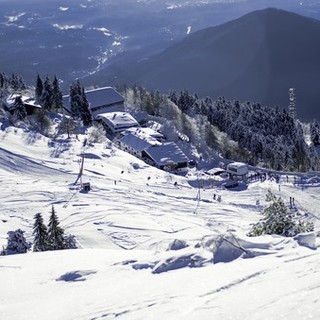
[[5, 94, 41, 115], [142, 142, 189, 172], [63, 86, 124, 118]]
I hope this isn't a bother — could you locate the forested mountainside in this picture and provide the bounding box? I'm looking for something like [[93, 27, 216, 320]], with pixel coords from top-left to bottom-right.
[[120, 86, 320, 172], [97, 8, 320, 123], [1, 70, 320, 172]]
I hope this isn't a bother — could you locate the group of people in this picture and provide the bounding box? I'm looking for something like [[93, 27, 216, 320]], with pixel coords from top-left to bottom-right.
[[289, 196, 296, 208]]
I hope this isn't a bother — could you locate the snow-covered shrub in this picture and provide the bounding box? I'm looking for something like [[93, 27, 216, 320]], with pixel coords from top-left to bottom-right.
[[63, 234, 78, 249], [87, 124, 106, 144], [3, 229, 31, 255], [248, 190, 314, 237], [29, 111, 52, 136]]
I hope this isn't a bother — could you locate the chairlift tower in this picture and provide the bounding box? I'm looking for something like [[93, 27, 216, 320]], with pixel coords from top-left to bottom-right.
[[288, 88, 296, 120]]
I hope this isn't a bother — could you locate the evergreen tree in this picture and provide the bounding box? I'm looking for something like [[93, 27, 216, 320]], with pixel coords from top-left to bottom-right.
[[0, 72, 6, 88], [32, 110, 52, 135], [32, 213, 48, 252], [308, 144, 320, 171], [248, 190, 314, 237], [47, 206, 65, 250], [292, 122, 309, 171], [69, 80, 82, 118], [52, 76, 63, 112], [41, 76, 53, 110], [310, 120, 320, 146], [35, 74, 43, 104], [10, 73, 26, 91], [13, 95, 27, 120], [168, 89, 178, 105], [56, 115, 76, 139], [80, 87, 92, 126]]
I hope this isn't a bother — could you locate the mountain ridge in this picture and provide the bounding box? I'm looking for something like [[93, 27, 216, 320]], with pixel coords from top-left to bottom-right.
[[95, 7, 320, 122]]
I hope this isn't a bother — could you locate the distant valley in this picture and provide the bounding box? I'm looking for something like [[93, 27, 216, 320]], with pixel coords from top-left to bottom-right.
[[93, 7, 320, 122], [2, 0, 320, 120]]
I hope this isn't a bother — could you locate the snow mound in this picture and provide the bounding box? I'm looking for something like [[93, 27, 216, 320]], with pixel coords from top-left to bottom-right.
[[213, 235, 245, 263], [294, 232, 317, 250], [167, 239, 188, 251], [152, 252, 209, 274], [209, 233, 300, 263]]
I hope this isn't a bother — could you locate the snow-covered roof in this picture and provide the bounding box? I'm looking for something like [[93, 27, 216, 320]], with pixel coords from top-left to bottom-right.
[[118, 133, 159, 152], [227, 162, 248, 175], [96, 112, 140, 133], [5, 94, 41, 110], [122, 127, 164, 140], [227, 162, 248, 169], [62, 86, 124, 115], [84, 87, 124, 109], [144, 142, 189, 166]]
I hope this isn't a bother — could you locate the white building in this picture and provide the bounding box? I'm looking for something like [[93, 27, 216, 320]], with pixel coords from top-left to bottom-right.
[[117, 132, 160, 158], [120, 127, 165, 142], [96, 112, 140, 134], [226, 162, 248, 179]]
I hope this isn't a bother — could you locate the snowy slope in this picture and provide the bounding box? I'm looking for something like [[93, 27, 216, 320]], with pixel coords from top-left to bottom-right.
[[0, 127, 319, 320]]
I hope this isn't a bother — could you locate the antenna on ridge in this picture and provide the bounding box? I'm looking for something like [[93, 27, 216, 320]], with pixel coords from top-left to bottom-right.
[[288, 88, 296, 119]]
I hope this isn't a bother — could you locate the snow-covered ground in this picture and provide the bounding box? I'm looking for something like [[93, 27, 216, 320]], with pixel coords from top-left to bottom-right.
[[0, 127, 319, 320]]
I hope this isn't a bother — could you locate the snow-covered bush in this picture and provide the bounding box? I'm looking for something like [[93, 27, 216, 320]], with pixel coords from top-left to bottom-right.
[[63, 234, 78, 249], [248, 190, 314, 237], [28, 111, 52, 136], [87, 124, 106, 144], [3, 229, 31, 255]]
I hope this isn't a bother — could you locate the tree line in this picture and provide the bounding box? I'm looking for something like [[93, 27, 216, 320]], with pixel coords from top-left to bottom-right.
[[1, 206, 77, 255], [1, 71, 319, 172], [120, 85, 319, 172], [1, 72, 92, 130]]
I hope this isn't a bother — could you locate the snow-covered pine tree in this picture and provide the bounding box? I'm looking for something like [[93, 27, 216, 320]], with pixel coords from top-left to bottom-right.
[[10, 73, 26, 91], [56, 115, 76, 139], [13, 95, 27, 120], [69, 80, 82, 119], [35, 74, 43, 104], [41, 76, 53, 111], [0, 72, 7, 88], [32, 213, 48, 252], [310, 119, 320, 146], [248, 190, 314, 237], [32, 110, 52, 136], [308, 144, 320, 171], [52, 76, 63, 112], [47, 206, 65, 250], [80, 87, 92, 126], [292, 122, 310, 171], [4, 229, 31, 255], [168, 89, 178, 105]]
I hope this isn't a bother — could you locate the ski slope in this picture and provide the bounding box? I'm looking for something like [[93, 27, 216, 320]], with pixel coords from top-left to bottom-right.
[[0, 127, 319, 320]]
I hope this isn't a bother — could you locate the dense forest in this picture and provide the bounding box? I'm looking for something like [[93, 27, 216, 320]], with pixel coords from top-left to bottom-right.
[[1, 71, 320, 172], [120, 85, 320, 172]]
